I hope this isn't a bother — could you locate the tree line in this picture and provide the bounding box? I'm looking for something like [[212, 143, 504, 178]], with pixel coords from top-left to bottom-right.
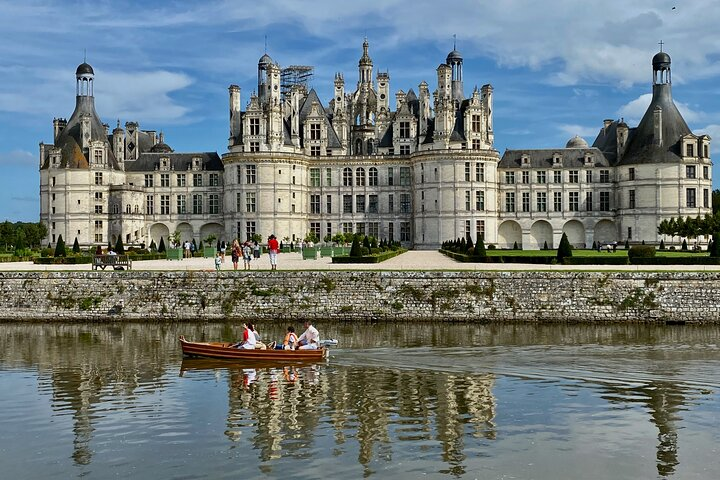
[[0, 221, 48, 251]]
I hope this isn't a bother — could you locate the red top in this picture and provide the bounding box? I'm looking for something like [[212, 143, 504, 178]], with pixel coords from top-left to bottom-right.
[[268, 238, 279, 253]]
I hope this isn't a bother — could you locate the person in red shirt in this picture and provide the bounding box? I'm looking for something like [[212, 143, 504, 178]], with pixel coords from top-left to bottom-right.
[[268, 234, 279, 270]]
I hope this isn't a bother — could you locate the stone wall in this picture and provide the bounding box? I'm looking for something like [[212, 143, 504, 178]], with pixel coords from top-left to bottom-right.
[[0, 271, 718, 323]]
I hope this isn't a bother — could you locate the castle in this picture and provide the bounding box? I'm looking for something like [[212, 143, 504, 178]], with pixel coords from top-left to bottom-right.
[[39, 42, 712, 250]]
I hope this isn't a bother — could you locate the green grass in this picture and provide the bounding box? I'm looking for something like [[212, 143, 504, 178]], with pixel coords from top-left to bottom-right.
[[484, 248, 707, 258]]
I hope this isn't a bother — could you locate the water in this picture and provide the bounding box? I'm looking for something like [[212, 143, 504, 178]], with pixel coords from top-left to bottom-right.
[[1, 322, 719, 479]]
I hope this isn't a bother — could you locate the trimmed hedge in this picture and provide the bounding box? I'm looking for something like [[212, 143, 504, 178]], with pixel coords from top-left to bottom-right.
[[564, 256, 629, 265], [34, 256, 93, 265], [331, 249, 405, 264], [630, 256, 720, 265]]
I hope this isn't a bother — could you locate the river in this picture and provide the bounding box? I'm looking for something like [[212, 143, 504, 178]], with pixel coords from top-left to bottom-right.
[[0, 322, 718, 479]]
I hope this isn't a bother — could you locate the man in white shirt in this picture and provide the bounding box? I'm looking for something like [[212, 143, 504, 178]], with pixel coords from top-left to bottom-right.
[[297, 321, 319, 350]]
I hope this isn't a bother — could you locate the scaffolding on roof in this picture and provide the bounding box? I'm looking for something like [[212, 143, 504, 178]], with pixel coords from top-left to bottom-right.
[[281, 65, 314, 98]]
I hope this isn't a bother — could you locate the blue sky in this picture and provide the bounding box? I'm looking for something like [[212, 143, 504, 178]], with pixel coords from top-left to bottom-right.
[[1, 0, 720, 222]]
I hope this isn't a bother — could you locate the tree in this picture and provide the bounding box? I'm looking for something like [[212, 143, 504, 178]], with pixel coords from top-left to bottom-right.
[[713, 189, 720, 214], [624, 238, 630, 249], [54, 235, 66, 257], [466, 235, 474, 253], [513, 241, 519, 250], [349, 236, 361, 257], [474, 236, 486, 257], [158, 237, 166, 253], [659, 239, 665, 250], [711, 231, 720, 257], [543, 240, 549, 250], [115, 236, 125, 254], [149, 240, 157, 252], [72, 237, 80, 253], [681, 239, 688, 251], [556, 233, 572, 263]]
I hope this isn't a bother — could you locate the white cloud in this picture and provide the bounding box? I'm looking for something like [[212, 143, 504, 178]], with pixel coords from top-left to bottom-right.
[[617, 93, 704, 125], [696, 125, 720, 154], [0, 150, 36, 166], [557, 125, 597, 140]]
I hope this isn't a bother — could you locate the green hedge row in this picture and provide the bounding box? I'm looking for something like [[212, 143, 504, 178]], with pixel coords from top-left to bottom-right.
[[34, 256, 93, 264], [331, 249, 405, 264], [630, 256, 720, 265], [441, 249, 720, 266]]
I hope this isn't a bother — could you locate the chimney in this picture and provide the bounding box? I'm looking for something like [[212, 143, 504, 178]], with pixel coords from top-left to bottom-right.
[[53, 118, 67, 142]]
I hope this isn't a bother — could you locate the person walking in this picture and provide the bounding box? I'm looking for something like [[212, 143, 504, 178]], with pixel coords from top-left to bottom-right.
[[253, 240, 261, 261], [268, 234, 279, 271], [242, 242, 252, 270], [231, 239, 241, 270]]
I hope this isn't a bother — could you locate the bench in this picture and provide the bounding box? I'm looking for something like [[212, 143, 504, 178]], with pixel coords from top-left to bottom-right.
[[93, 254, 132, 270]]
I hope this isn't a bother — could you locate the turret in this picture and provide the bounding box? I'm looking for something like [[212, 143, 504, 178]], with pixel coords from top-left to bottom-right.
[[229, 84, 242, 141], [257, 52, 274, 105], [418, 81, 430, 138], [112, 120, 124, 163], [446, 46, 464, 102], [481, 84, 494, 146], [358, 39, 373, 86], [377, 72, 389, 113]]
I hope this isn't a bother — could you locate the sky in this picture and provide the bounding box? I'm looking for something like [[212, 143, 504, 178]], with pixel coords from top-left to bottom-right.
[[1, 0, 720, 222]]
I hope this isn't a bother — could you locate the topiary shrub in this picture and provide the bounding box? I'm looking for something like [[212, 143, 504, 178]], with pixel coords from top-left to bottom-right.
[[349, 236, 361, 257], [681, 239, 688, 251], [474, 236, 486, 257], [659, 239, 665, 250], [54, 235, 66, 257], [557, 233, 572, 263], [711, 232, 720, 258], [72, 237, 80, 253], [158, 237, 166, 253], [628, 245, 656, 258], [513, 241, 519, 250], [543, 240, 549, 250], [115, 236, 125, 254], [624, 239, 630, 249]]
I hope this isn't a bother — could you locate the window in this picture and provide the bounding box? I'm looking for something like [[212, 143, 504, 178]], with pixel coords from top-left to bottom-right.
[[400, 222, 411, 241], [600, 170, 610, 183], [94, 150, 102, 164], [388, 194, 394, 212], [553, 170, 562, 183], [388, 222, 394, 242], [343, 195, 352, 213], [522, 192, 530, 212], [629, 168, 635, 181], [704, 166, 709, 179], [686, 165, 696, 179], [369, 167, 378, 186], [569, 171, 579, 183], [310, 146, 321, 157], [343, 167, 353, 186], [465, 191, 471, 211], [310, 222, 321, 239], [704, 144, 709, 158], [586, 170, 593, 183], [310, 194, 321, 214], [399, 167, 411, 186], [246, 192, 256, 213], [94, 192, 102, 201], [327, 222, 332, 238], [356, 168, 366, 186], [465, 162, 471, 182], [471, 114, 481, 133], [326, 168, 332, 186], [522, 171, 529, 184], [368, 222, 379, 239], [400, 145, 410, 155], [400, 193, 411, 213], [310, 123, 321, 140], [537, 192, 547, 212], [553, 192, 562, 212], [249, 142, 260, 152], [144, 174, 154, 187], [686, 188, 696, 208], [246, 221, 256, 241], [310, 168, 320, 187], [249, 118, 260, 135], [177, 195, 186, 214], [160, 195, 170, 215], [476, 163, 485, 181], [388, 167, 394, 186], [629, 190, 636, 209], [246, 165, 256, 184], [475, 191, 485, 211], [160, 173, 170, 187], [704, 188, 709, 208], [399, 121, 410, 139], [585, 192, 593, 211], [235, 192, 242, 211], [209, 173, 219, 186], [476, 220, 485, 241], [472, 139, 482, 150], [600, 192, 610, 211], [537, 171, 546, 184], [369, 195, 378, 213], [342, 222, 353, 234], [192, 194, 203, 214], [94, 205, 103, 214], [465, 220, 471, 238], [193, 173, 203, 187], [356, 222, 365, 235], [326, 195, 332, 214], [687, 143, 695, 157], [505, 192, 515, 212], [209, 194, 220, 214], [94, 220, 102, 230], [569, 192, 579, 211], [177, 174, 186, 187], [146, 195, 154, 215], [505, 172, 515, 184]]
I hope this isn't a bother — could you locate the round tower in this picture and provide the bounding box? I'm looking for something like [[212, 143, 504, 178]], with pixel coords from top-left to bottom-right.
[[76, 61, 94, 97]]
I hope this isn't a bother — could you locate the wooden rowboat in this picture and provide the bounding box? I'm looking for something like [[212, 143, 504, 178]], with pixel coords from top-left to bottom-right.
[[179, 335, 328, 361]]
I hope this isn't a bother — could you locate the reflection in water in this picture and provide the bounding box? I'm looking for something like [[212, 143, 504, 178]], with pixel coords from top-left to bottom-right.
[[1, 322, 719, 478]]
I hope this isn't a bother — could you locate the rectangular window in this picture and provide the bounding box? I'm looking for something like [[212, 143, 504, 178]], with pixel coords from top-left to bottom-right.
[[600, 170, 610, 183], [465, 162, 471, 182], [704, 144, 709, 158], [177, 194, 186, 214], [400, 145, 410, 155], [160, 194, 170, 215], [249, 142, 259, 152], [193, 173, 202, 187], [586, 170, 593, 183], [600, 192, 610, 211], [209, 194, 219, 214], [400, 193, 411, 213], [553, 170, 562, 183], [160, 173, 170, 187], [400, 222, 411, 241], [388, 222, 394, 242], [522, 171, 529, 184], [554, 191, 562, 212], [686, 188, 696, 208], [310, 123, 321, 140], [342, 222, 353, 234], [465, 220, 471, 238], [472, 139, 481, 150], [569, 192, 579, 211], [94, 150, 102, 164], [686, 165, 696, 179], [475, 191, 485, 211], [704, 188, 709, 208], [522, 192, 530, 212], [687, 143, 695, 157], [246, 221, 256, 241], [144, 174, 154, 187], [246, 192, 256, 213], [388, 167, 394, 186], [399, 167, 411, 186], [177, 174, 186, 187], [465, 191, 471, 211], [325, 168, 332, 186], [476, 163, 485, 182], [399, 121, 410, 139], [246, 165, 256, 184], [586, 191, 593, 211], [94, 220, 102, 230], [310, 168, 321, 187], [629, 168, 635, 181], [369, 168, 378, 186], [193, 194, 203, 214], [569, 171, 579, 183], [704, 166, 710, 179], [249, 118, 260, 135], [476, 220, 485, 241], [146, 195, 154, 215], [326, 195, 332, 214], [536, 171, 546, 184], [94, 192, 102, 201], [310, 222, 321, 239], [327, 222, 332, 238], [310, 146, 321, 157], [94, 205, 103, 214], [537, 192, 547, 212], [310, 194, 321, 214], [505, 171, 515, 184], [368, 194, 378, 213], [471, 114, 481, 133], [629, 190, 636, 209], [356, 222, 365, 235], [343, 195, 352, 213], [505, 192, 515, 212], [209, 173, 220, 186], [388, 194, 394, 212], [368, 222, 379, 239]]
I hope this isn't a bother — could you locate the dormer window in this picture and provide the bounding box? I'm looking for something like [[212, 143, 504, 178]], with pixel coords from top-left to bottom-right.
[[584, 154, 593, 165], [93, 150, 103, 165], [192, 157, 202, 170], [686, 143, 695, 157], [521, 155, 530, 166], [160, 158, 170, 170], [553, 154, 561, 165]]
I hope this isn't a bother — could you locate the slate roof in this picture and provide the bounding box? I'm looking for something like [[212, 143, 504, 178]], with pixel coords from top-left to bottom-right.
[[126, 152, 223, 172], [499, 147, 611, 169]]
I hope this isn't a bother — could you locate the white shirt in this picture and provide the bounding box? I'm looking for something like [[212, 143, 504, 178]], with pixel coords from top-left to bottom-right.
[[298, 324, 319, 345]]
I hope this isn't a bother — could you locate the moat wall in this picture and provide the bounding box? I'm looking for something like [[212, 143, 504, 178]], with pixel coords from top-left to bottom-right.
[[0, 271, 718, 323]]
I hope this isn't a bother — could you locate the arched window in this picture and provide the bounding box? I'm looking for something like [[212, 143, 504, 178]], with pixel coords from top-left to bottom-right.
[[343, 167, 353, 186], [125, 204, 131, 214], [356, 168, 366, 186], [369, 167, 378, 186]]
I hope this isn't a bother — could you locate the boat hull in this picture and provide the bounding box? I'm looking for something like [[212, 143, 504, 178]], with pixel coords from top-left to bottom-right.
[[179, 336, 327, 361]]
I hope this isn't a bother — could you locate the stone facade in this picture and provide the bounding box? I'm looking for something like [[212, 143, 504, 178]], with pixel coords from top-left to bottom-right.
[[39, 46, 710, 251], [1, 271, 719, 323]]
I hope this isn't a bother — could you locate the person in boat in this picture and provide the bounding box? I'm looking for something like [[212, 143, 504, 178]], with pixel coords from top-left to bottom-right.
[[231, 323, 256, 349], [250, 323, 267, 349], [296, 320, 319, 350], [271, 325, 298, 350]]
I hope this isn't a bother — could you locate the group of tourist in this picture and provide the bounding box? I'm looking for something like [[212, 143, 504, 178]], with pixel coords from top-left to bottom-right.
[[231, 321, 320, 350], [214, 234, 280, 271]]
